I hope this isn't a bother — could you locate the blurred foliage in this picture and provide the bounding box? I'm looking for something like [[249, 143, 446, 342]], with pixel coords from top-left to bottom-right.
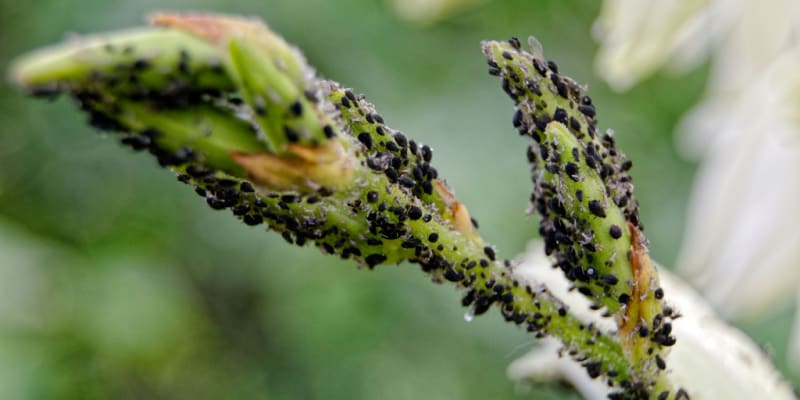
[[4, 0, 789, 399]]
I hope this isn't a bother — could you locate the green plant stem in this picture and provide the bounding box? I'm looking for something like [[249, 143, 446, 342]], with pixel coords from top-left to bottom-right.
[[483, 38, 680, 399], [10, 14, 688, 398]]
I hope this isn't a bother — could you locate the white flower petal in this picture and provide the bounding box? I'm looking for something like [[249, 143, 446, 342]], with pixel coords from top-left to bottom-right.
[[508, 338, 609, 400], [663, 267, 795, 399], [676, 48, 800, 319], [676, 0, 800, 159], [593, 0, 727, 91]]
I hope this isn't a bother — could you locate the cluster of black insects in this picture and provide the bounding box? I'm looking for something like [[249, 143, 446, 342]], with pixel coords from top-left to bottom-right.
[[35, 41, 490, 282], [486, 37, 641, 304], [486, 37, 684, 399], [329, 82, 598, 341], [27, 33, 689, 400], [331, 82, 443, 204]]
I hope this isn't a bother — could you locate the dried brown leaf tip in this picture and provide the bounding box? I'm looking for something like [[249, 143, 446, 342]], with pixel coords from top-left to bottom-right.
[[617, 223, 678, 392], [149, 12, 267, 45], [229, 141, 354, 193], [434, 180, 479, 241]]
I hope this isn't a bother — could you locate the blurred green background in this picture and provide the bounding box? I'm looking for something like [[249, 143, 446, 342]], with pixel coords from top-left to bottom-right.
[[1, 0, 790, 399]]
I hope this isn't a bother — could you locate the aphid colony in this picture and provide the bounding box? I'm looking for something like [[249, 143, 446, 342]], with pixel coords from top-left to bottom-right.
[[324, 83, 637, 383], [17, 16, 683, 399], [484, 38, 683, 399], [331, 83, 442, 205], [21, 25, 635, 380], [483, 38, 640, 313]]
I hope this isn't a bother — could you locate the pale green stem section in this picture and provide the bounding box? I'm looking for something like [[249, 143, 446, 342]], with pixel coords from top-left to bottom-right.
[[10, 28, 230, 93]]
